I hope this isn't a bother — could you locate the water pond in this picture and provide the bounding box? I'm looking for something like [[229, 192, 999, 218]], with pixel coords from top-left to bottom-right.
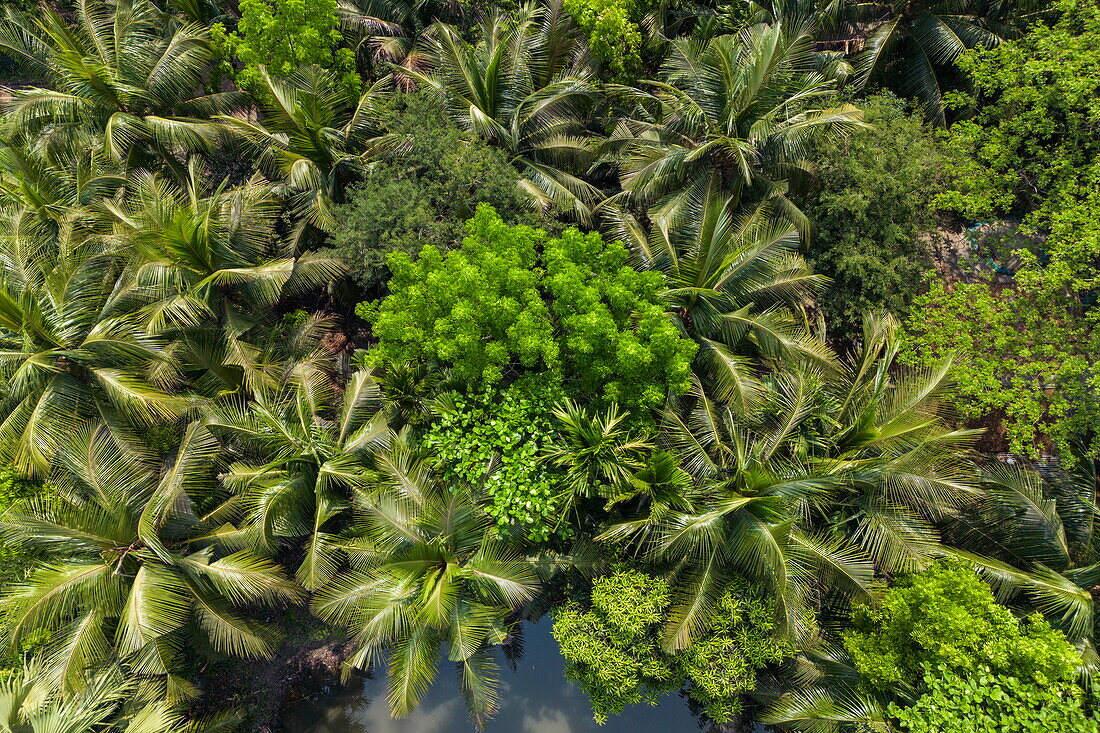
[[283, 618, 762, 733]]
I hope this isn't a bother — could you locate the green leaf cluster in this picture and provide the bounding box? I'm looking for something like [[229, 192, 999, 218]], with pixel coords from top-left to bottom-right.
[[563, 0, 645, 79], [938, 0, 1100, 223], [553, 567, 790, 725], [423, 377, 567, 542], [213, 0, 358, 96], [891, 664, 1097, 733], [361, 205, 695, 412], [844, 561, 1081, 693], [678, 580, 793, 723]]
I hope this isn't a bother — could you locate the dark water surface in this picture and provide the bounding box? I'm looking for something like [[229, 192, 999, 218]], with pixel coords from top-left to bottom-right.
[[283, 618, 752, 733]]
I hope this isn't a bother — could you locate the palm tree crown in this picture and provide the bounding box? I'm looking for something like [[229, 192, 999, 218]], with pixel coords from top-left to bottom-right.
[[607, 21, 864, 225]]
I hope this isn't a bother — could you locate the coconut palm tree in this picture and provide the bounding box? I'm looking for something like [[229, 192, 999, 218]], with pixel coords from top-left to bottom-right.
[[0, 0, 244, 174], [605, 186, 833, 409], [852, 0, 1014, 124], [0, 219, 184, 476], [0, 660, 207, 733], [940, 452, 1100, 644], [0, 422, 303, 698], [0, 139, 125, 257], [104, 159, 345, 395], [602, 315, 979, 649], [336, 0, 470, 72], [215, 66, 390, 246], [541, 399, 655, 531], [208, 366, 390, 590], [404, 6, 602, 221], [312, 431, 540, 725], [606, 21, 864, 226]]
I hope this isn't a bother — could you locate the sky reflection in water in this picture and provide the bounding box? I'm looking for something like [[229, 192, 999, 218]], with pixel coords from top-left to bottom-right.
[[283, 618, 720, 733]]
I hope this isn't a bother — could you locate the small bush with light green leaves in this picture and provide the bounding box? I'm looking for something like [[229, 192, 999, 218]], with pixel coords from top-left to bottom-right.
[[553, 567, 792, 724], [845, 561, 1091, 732], [422, 377, 567, 542], [213, 0, 358, 96], [359, 205, 695, 413]]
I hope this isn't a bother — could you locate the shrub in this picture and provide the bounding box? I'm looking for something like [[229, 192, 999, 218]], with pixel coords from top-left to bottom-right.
[[423, 377, 567, 542], [844, 561, 1080, 692], [213, 0, 358, 95], [892, 664, 1097, 733], [332, 93, 536, 291], [916, 0, 1100, 459], [360, 205, 695, 412], [553, 567, 791, 724]]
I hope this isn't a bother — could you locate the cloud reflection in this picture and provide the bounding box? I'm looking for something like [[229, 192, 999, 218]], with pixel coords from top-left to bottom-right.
[[284, 619, 705, 733]]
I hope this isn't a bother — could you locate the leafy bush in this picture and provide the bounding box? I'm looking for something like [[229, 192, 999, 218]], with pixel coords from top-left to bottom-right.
[[844, 561, 1081, 692], [799, 94, 942, 339], [213, 0, 357, 95], [564, 0, 645, 78], [903, 276, 1100, 457], [423, 377, 567, 542], [938, 0, 1100, 223], [360, 205, 695, 412], [892, 664, 1097, 733], [553, 567, 791, 724], [677, 582, 793, 723], [553, 568, 678, 723], [332, 93, 537, 291], [906, 1, 1100, 458]]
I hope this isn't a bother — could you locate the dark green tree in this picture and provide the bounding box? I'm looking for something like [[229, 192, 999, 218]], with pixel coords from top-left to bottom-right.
[[799, 94, 943, 339], [331, 92, 538, 291]]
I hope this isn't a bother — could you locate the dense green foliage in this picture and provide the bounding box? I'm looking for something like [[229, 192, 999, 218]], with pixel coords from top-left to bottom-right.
[[332, 94, 534, 290], [563, 0, 645, 78], [904, 278, 1100, 457], [423, 378, 567, 541], [0, 0, 1096, 728], [905, 0, 1100, 458], [214, 0, 358, 95], [553, 568, 790, 724], [800, 95, 942, 338], [361, 206, 695, 410], [845, 562, 1089, 732], [844, 562, 1080, 691], [892, 665, 1097, 733], [553, 568, 678, 723]]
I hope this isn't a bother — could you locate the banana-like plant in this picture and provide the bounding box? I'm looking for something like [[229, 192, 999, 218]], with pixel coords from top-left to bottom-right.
[[0, 422, 303, 699]]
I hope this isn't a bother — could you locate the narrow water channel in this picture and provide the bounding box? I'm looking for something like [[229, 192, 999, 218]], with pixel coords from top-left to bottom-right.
[[283, 618, 761, 732]]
